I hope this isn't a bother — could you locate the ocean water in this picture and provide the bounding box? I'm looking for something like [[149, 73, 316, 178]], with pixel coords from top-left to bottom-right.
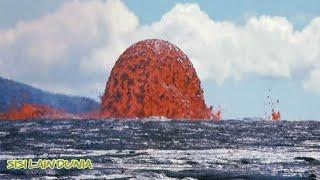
[[0, 119, 319, 179]]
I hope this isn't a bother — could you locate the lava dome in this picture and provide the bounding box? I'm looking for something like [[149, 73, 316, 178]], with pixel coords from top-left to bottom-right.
[[101, 39, 212, 119]]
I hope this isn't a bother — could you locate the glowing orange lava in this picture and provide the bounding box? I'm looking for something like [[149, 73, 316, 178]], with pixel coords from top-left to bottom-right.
[[265, 89, 281, 121], [271, 109, 281, 121], [0, 104, 73, 120], [1, 39, 220, 121], [101, 39, 213, 120]]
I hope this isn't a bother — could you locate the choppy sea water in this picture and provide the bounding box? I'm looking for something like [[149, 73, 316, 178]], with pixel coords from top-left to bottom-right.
[[0, 119, 319, 179]]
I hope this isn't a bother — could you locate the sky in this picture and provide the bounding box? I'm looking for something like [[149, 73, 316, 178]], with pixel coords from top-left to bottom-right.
[[0, 0, 320, 120]]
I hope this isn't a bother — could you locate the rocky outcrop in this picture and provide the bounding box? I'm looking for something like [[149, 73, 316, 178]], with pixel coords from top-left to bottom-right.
[[101, 39, 212, 119]]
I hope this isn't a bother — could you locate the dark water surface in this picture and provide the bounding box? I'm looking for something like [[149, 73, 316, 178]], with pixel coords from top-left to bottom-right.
[[0, 119, 319, 179]]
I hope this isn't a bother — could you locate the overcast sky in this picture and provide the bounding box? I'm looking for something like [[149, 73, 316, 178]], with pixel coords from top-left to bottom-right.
[[0, 0, 320, 120]]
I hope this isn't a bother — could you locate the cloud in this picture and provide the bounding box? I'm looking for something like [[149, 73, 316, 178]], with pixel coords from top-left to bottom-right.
[[0, 0, 138, 98], [304, 69, 320, 93], [136, 5, 319, 84], [0, 0, 320, 98]]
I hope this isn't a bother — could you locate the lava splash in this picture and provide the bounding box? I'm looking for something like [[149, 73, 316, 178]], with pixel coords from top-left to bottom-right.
[[0, 104, 68, 120], [1, 39, 215, 120], [100, 39, 213, 120]]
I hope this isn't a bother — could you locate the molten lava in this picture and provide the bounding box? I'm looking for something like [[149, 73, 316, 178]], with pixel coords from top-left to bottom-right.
[[101, 39, 212, 119], [1, 39, 215, 120], [265, 89, 281, 121], [0, 104, 74, 120], [271, 109, 281, 121]]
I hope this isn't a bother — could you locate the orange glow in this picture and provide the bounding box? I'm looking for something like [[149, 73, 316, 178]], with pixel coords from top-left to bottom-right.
[[0, 40, 229, 121], [0, 104, 72, 120], [271, 109, 281, 121], [100, 39, 212, 120], [0, 103, 111, 120], [265, 89, 281, 121]]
